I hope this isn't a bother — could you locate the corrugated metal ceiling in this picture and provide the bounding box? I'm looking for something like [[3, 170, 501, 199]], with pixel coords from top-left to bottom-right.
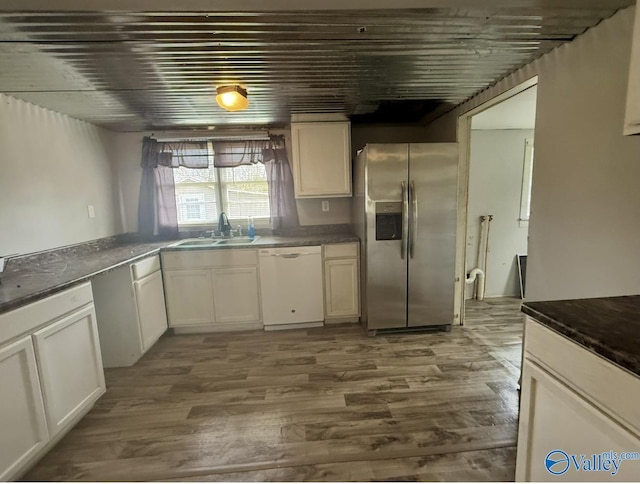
[[0, 4, 632, 131]]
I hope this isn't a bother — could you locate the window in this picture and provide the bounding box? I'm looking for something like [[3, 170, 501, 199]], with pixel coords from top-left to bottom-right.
[[519, 138, 534, 226], [174, 144, 270, 227], [180, 194, 206, 221]]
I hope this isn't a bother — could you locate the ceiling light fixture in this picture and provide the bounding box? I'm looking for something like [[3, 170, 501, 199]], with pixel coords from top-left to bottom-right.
[[216, 85, 249, 112]]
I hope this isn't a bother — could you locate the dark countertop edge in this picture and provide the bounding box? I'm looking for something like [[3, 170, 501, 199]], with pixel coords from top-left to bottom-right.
[[160, 235, 360, 252], [0, 234, 359, 315], [0, 247, 162, 315], [521, 303, 640, 378]]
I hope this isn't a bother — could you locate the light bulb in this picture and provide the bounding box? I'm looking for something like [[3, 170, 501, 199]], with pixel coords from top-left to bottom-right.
[[220, 91, 237, 107]]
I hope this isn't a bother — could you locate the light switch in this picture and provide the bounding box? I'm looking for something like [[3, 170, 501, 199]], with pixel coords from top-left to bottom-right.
[[322, 201, 330, 212], [87, 205, 96, 218]]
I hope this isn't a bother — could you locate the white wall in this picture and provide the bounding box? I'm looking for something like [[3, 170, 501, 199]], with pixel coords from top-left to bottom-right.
[[424, 6, 640, 302], [467, 129, 533, 298], [0, 94, 121, 255], [526, 7, 640, 301]]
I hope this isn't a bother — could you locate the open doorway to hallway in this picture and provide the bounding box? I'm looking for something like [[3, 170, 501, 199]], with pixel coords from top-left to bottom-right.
[[464, 85, 537, 322], [464, 85, 537, 344]]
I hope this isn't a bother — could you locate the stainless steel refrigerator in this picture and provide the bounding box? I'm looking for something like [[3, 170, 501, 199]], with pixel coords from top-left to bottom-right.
[[353, 143, 458, 333]]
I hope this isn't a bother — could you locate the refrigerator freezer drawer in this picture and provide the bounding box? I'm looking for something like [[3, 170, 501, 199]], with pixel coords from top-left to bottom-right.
[[259, 247, 324, 326]]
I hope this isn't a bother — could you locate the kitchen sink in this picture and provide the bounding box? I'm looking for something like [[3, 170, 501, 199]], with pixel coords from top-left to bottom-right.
[[170, 236, 260, 248], [214, 236, 260, 245], [172, 239, 219, 247]]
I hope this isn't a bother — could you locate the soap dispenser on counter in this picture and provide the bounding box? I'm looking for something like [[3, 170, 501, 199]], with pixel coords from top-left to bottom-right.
[[247, 217, 255, 240]]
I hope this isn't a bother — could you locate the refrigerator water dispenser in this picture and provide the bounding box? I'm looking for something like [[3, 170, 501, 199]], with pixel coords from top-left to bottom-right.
[[375, 202, 403, 240]]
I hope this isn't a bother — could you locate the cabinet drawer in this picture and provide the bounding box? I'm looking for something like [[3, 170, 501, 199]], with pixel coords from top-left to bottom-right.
[[131, 255, 160, 280], [324, 243, 358, 259], [162, 249, 257, 270], [524, 317, 640, 433], [0, 283, 93, 344]]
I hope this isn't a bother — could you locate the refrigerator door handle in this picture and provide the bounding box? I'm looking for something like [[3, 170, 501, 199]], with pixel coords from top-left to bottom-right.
[[401, 181, 408, 259], [410, 181, 417, 259]]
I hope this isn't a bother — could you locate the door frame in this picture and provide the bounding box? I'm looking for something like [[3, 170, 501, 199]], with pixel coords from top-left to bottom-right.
[[454, 76, 538, 325]]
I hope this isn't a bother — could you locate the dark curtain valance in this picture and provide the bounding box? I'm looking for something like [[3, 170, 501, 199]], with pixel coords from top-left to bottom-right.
[[213, 140, 266, 167], [212, 135, 287, 168], [141, 137, 209, 169]]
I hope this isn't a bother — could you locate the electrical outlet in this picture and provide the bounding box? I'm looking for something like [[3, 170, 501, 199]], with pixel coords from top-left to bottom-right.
[[87, 205, 95, 218], [321, 201, 330, 212]]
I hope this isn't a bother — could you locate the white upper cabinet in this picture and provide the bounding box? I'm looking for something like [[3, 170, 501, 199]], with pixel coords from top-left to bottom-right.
[[624, 4, 640, 135], [291, 122, 352, 198]]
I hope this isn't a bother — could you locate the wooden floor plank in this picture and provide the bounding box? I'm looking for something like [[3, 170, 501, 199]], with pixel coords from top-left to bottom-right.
[[23, 297, 524, 481]]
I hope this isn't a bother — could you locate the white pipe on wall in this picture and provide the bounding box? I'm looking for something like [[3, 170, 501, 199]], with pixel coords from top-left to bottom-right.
[[467, 214, 492, 300], [481, 214, 493, 300], [465, 268, 486, 301], [476, 216, 488, 275]]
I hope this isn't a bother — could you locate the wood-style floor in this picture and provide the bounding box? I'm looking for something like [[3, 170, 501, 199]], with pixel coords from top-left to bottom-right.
[[24, 297, 524, 482]]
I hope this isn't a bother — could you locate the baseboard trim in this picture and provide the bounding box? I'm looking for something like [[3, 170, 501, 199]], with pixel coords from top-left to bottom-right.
[[173, 322, 263, 334], [264, 321, 323, 331], [324, 316, 360, 324]]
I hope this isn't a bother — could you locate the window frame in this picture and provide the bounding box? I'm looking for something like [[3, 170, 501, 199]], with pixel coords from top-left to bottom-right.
[[519, 137, 534, 228], [174, 143, 272, 231]]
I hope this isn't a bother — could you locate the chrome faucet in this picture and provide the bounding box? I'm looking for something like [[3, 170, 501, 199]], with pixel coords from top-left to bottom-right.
[[217, 212, 232, 237]]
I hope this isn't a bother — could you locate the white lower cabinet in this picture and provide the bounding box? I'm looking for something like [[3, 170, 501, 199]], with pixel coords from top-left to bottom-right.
[[212, 267, 260, 324], [0, 283, 105, 480], [323, 243, 360, 322], [93, 255, 168, 367], [164, 269, 216, 326], [516, 318, 640, 481], [33, 305, 106, 437], [324, 259, 359, 318], [517, 358, 640, 481], [0, 336, 49, 481], [162, 249, 261, 332], [134, 271, 169, 351]]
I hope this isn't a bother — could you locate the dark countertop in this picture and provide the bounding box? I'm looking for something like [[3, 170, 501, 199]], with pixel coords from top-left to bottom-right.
[[522, 296, 640, 377], [0, 233, 359, 316], [0, 241, 171, 315]]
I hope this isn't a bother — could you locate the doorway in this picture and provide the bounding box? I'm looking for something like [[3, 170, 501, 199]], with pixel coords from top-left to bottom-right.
[[454, 78, 538, 326]]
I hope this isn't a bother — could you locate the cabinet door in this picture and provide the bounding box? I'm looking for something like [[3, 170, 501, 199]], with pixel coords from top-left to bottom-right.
[[164, 269, 215, 326], [134, 271, 168, 351], [515, 358, 640, 481], [0, 336, 49, 481], [33, 305, 105, 437], [324, 258, 360, 318], [624, 3, 640, 135], [291, 122, 351, 198], [212, 267, 260, 324]]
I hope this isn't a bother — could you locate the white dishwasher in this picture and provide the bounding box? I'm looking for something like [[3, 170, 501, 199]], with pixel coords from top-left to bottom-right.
[[259, 246, 324, 330]]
